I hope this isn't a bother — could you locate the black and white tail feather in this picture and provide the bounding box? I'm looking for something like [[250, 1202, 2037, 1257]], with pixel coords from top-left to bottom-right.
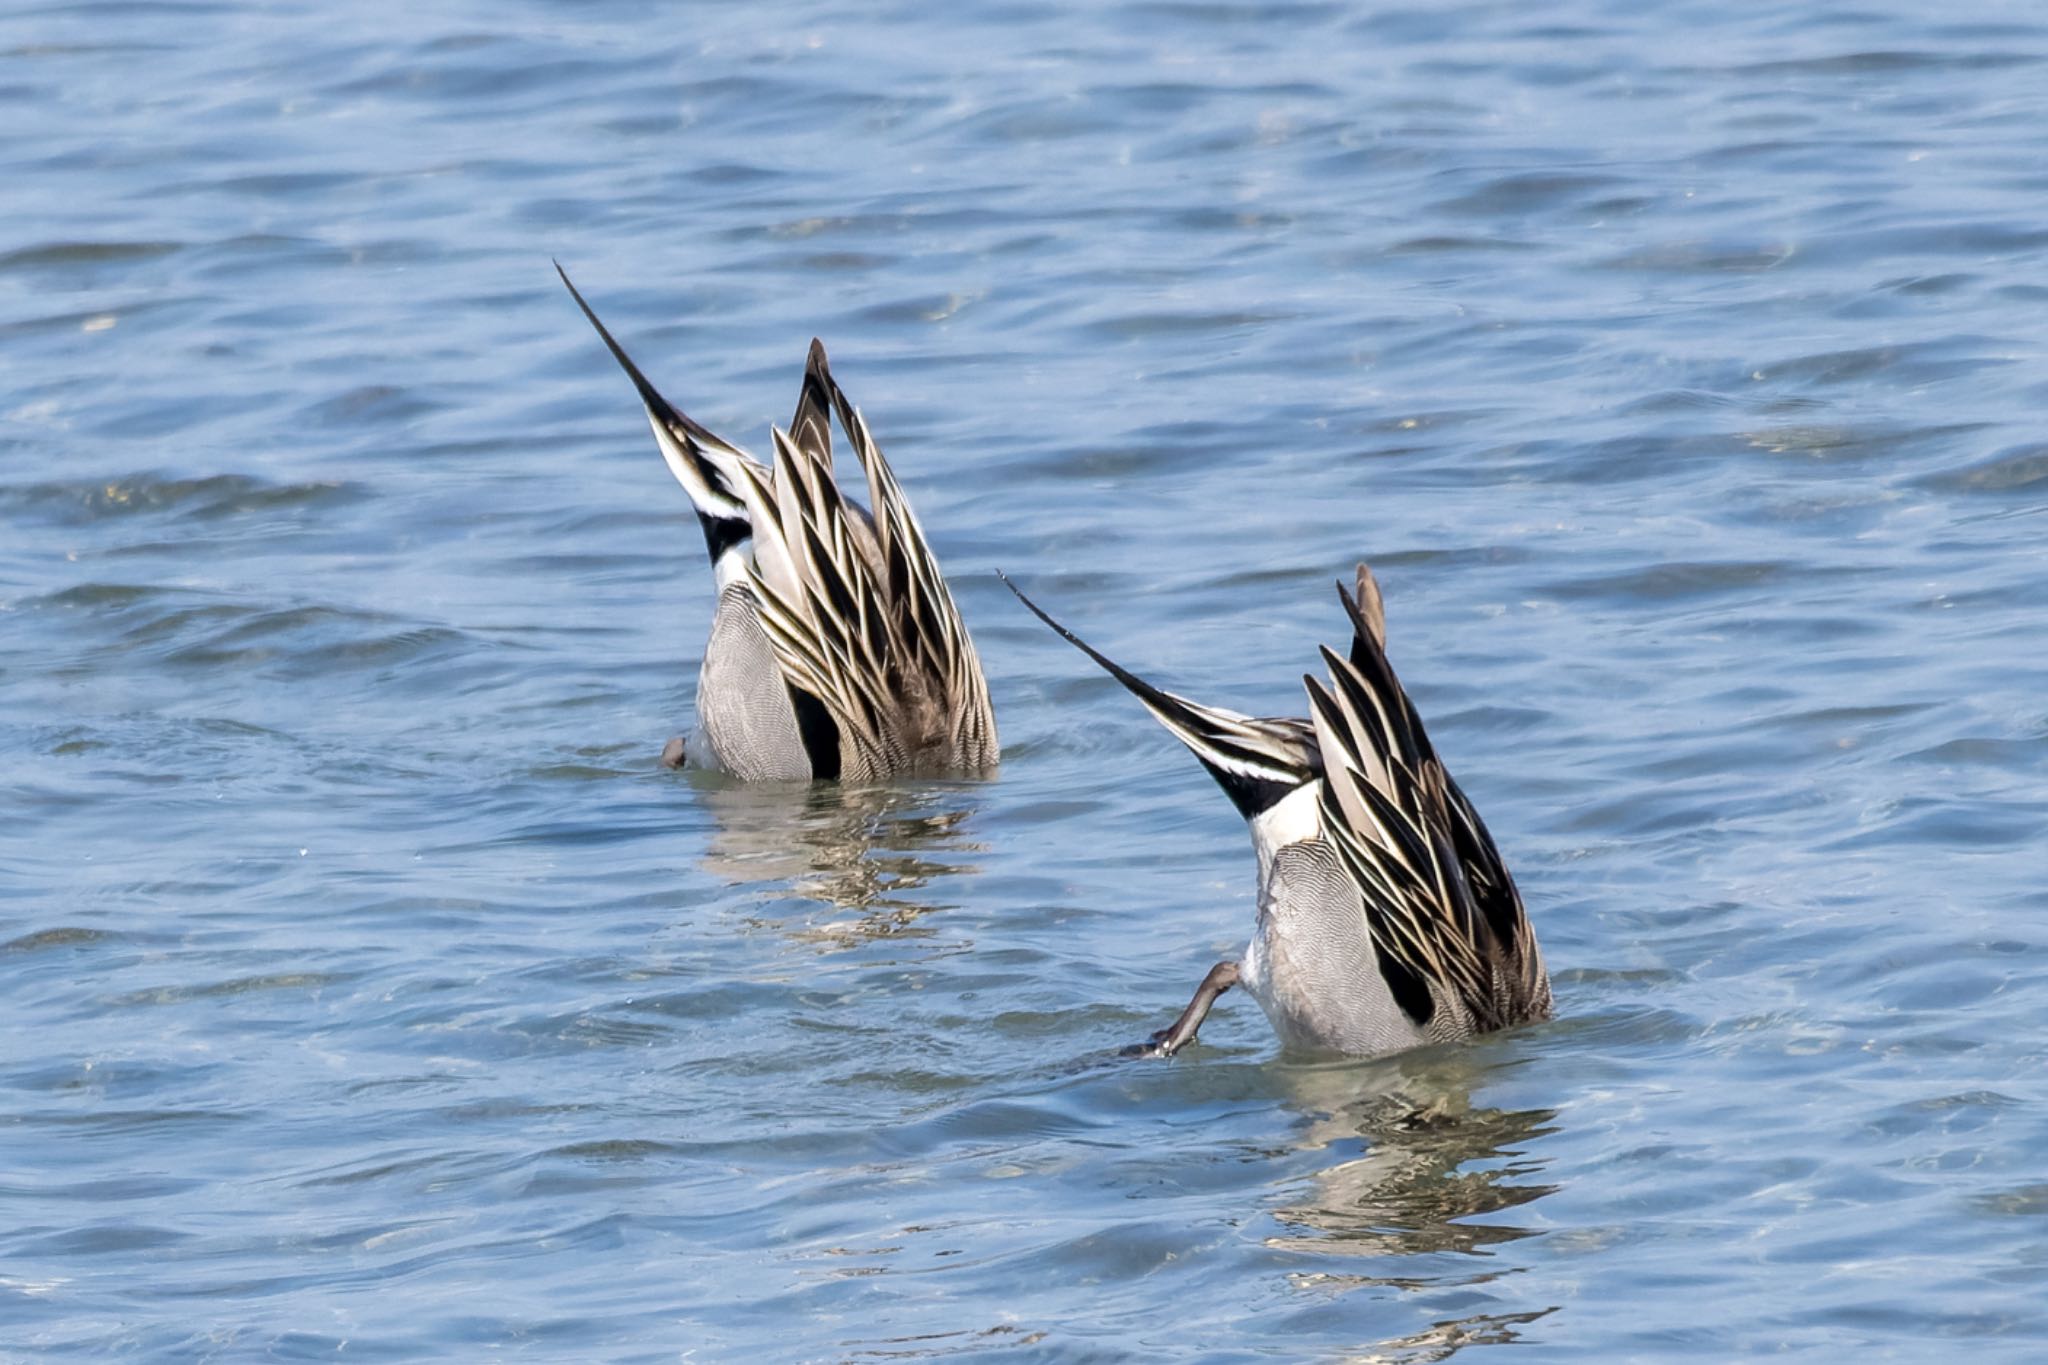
[[997, 571, 1317, 819], [557, 264, 755, 577], [562, 264, 997, 780]]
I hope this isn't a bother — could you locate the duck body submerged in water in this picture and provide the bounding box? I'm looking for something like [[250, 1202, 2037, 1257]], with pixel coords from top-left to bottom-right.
[[560, 266, 997, 781], [1005, 565, 1549, 1059]]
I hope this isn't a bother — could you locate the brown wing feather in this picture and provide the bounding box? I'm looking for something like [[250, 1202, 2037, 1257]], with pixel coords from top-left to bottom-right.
[[1306, 571, 1549, 1032], [733, 347, 997, 777], [821, 359, 997, 769]]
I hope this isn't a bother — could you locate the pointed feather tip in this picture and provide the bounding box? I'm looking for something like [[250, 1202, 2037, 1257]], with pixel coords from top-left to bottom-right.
[[551, 264, 706, 441], [1302, 672, 1329, 711], [797, 338, 836, 414], [1310, 644, 1353, 712], [994, 570, 1075, 644], [995, 569, 1067, 640], [554, 259, 596, 319], [553, 265, 646, 383], [996, 572, 1158, 697], [1337, 561, 1388, 651]]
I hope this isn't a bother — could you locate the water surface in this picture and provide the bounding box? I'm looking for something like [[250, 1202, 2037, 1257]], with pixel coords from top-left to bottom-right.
[[5, 0, 2048, 1359]]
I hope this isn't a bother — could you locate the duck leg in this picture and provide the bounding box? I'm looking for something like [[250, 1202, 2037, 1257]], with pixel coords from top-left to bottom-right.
[[1127, 960, 1239, 1059]]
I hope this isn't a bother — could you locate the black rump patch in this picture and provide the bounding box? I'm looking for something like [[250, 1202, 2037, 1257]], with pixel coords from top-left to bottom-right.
[[1373, 936, 1436, 1029], [788, 686, 841, 780]]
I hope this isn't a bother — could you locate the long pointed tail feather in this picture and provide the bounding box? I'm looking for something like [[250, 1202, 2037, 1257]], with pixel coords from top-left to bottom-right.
[[998, 572, 1313, 816], [555, 263, 754, 557]]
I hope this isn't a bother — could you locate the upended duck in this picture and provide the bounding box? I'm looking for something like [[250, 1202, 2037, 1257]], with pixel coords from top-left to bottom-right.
[[1003, 566, 1549, 1058], [559, 266, 997, 780]]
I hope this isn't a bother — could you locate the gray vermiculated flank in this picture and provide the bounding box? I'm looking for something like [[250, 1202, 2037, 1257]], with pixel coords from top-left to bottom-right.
[[1251, 839, 1426, 1058], [696, 584, 810, 782]]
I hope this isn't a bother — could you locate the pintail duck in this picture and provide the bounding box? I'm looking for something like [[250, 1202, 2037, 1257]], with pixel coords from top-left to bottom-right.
[[559, 266, 998, 781], [1003, 566, 1549, 1058]]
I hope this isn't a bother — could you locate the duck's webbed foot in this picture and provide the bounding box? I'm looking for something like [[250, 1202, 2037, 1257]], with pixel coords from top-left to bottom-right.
[[660, 736, 688, 769], [1122, 960, 1240, 1059]]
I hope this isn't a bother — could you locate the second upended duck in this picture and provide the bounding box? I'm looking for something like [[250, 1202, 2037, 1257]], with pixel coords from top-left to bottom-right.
[[560, 266, 997, 781], [1004, 566, 1550, 1059]]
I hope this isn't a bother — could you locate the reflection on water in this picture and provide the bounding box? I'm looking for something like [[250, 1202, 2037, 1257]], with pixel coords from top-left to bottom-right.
[[1263, 1055, 1562, 1359], [690, 777, 985, 944], [1268, 1053, 1560, 1261], [14, 0, 2048, 1352], [1341, 1309, 1559, 1365]]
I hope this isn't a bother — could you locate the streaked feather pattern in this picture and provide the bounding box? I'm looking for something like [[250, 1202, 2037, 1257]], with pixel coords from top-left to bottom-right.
[[1005, 564, 1548, 1057], [1316, 568, 1548, 1031], [561, 265, 997, 780]]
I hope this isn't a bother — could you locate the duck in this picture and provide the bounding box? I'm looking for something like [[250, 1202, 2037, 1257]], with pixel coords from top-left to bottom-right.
[[559, 265, 998, 781], [1002, 564, 1548, 1058]]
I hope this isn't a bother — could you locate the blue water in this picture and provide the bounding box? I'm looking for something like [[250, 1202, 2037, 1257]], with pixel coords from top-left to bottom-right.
[[6, 0, 2048, 1358]]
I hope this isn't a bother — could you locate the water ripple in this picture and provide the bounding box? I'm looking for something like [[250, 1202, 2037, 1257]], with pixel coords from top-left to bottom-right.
[[4, 0, 2046, 1358]]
